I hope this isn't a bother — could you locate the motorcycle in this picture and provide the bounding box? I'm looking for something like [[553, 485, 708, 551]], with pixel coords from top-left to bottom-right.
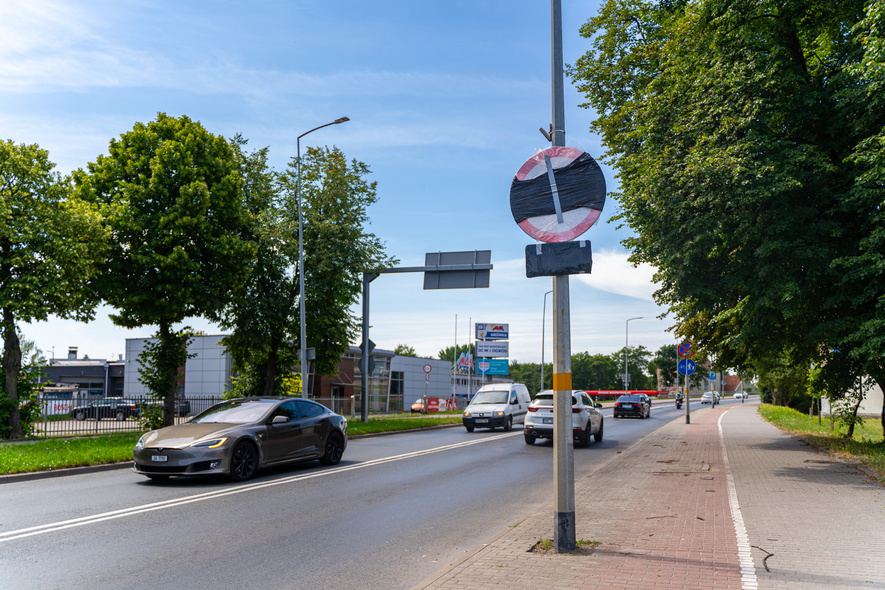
[[675, 395, 683, 410]]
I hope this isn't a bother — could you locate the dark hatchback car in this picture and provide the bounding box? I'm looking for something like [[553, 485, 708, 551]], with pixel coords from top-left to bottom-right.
[[613, 394, 652, 419], [71, 399, 139, 421], [133, 397, 347, 482]]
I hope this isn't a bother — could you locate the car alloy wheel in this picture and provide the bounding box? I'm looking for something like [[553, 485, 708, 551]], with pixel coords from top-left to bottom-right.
[[320, 431, 344, 466], [229, 440, 258, 482]]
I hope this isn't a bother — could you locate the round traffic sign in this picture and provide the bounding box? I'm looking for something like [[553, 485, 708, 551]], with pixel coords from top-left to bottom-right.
[[678, 342, 694, 358], [510, 147, 606, 243], [678, 358, 696, 376], [423, 364, 432, 374]]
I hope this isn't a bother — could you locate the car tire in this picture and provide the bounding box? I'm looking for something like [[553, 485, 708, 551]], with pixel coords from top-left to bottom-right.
[[524, 432, 536, 445], [576, 423, 590, 448], [115, 410, 125, 421], [594, 418, 604, 443], [319, 431, 345, 466], [465, 426, 474, 433], [74, 410, 86, 421], [229, 440, 259, 482], [504, 416, 513, 432]]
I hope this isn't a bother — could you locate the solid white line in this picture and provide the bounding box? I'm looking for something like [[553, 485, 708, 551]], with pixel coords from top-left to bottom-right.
[[0, 431, 519, 544], [718, 410, 759, 590]]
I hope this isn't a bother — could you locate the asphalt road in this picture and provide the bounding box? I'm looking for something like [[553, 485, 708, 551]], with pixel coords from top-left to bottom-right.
[[0, 399, 735, 590]]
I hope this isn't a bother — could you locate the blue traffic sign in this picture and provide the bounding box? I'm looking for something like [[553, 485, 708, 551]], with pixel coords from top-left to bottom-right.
[[678, 342, 694, 358], [678, 358, 696, 376]]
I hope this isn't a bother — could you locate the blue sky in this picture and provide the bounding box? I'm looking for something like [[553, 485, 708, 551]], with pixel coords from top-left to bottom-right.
[[5, 0, 677, 364]]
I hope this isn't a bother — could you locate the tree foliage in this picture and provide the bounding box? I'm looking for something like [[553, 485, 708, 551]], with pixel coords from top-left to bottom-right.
[[394, 344, 417, 357], [569, 0, 885, 428], [223, 144, 395, 396], [1, 140, 105, 437], [76, 113, 251, 425]]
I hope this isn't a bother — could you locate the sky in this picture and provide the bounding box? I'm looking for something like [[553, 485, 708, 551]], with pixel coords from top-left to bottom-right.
[[4, 0, 679, 365]]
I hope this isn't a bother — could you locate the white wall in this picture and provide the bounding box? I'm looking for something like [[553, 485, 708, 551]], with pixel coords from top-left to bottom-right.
[[390, 356, 451, 405], [124, 335, 231, 398]]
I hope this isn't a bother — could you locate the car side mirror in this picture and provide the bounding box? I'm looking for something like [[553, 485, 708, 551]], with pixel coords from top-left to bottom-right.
[[595, 403, 602, 409], [271, 415, 289, 424]]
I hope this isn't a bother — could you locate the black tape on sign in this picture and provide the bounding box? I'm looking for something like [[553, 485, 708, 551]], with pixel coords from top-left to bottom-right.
[[525, 241, 593, 278], [510, 153, 606, 224]]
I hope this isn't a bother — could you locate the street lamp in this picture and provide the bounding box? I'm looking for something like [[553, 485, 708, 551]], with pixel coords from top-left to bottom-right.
[[624, 317, 643, 390], [540, 289, 553, 392], [296, 116, 350, 397]]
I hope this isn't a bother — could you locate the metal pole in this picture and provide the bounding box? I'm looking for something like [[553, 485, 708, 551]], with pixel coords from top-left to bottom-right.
[[550, 0, 575, 553], [295, 117, 349, 398], [360, 272, 374, 423], [624, 317, 642, 391], [541, 289, 552, 392]]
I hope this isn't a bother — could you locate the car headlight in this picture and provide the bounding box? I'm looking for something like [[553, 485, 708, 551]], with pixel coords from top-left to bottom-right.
[[463, 411, 471, 418], [190, 438, 228, 449], [494, 411, 504, 417], [135, 431, 155, 451]]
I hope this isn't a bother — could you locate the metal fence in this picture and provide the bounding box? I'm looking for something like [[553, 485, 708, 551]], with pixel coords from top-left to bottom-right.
[[30, 393, 432, 437]]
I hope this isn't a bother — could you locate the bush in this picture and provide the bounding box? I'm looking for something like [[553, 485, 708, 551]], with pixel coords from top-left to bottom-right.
[[0, 365, 44, 439]]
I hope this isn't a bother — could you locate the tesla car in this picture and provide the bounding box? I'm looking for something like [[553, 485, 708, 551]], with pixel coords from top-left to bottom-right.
[[613, 394, 652, 418], [133, 397, 347, 482], [523, 390, 603, 447]]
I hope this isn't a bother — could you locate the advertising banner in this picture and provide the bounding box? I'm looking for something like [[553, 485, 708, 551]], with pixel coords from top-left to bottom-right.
[[476, 341, 509, 358], [475, 323, 509, 340], [477, 358, 509, 375]]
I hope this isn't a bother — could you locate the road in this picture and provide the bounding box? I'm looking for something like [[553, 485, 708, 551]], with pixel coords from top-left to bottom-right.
[[0, 399, 735, 589]]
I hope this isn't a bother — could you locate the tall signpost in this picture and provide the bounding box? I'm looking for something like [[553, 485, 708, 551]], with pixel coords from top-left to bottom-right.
[[678, 342, 695, 424], [508, 0, 606, 552]]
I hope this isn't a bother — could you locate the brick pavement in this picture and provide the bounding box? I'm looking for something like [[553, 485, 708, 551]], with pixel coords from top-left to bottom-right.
[[414, 401, 885, 590]]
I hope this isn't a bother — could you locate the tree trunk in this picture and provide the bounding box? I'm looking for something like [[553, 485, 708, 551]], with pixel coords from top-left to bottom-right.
[[160, 323, 175, 428], [2, 307, 23, 438], [262, 339, 279, 397], [847, 391, 863, 439]]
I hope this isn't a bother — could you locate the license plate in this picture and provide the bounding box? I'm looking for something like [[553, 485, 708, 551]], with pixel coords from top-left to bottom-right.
[[542, 418, 553, 424], [476, 419, 489, 423], [151, 455, 168, 462]]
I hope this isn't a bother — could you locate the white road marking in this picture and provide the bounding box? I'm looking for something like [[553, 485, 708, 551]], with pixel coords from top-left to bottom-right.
[[0, 431, 519, 544], [718, 410, 759, 590]]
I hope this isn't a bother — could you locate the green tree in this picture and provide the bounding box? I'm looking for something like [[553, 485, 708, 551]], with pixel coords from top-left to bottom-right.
[[394, 344, 417, 357], [76, 114, 252, 426], [1, 140, 106, 438], [610, 345, 653, 390], [648, 344, 678, 388], [571, 352, 621, 390], [569, 0, 885, 427]]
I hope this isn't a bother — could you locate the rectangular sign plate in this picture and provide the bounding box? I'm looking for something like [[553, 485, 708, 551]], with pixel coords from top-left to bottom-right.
[[475, 341, 509, 358]]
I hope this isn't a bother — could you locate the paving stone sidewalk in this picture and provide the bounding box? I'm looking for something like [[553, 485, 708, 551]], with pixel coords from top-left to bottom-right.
[[413, 401, 885, 590]]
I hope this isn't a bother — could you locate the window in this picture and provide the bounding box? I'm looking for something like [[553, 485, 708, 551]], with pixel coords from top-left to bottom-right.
[[295, 399, 326, 418], [390, 371, 404, 396]]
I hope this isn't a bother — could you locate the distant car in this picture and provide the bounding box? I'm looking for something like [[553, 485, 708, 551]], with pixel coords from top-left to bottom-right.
[[613, 394, 652, 418], [700, 391, 720, 405], [133, 397, 347, 482], [523, 390, 603, 448], [410, 400, 426, 413], [71, 399, 138, 421], [733, 391, 749, 400]]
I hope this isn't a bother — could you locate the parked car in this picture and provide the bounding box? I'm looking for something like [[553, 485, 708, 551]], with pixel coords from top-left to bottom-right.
[[133, 397, 347, 482], [700, 391, 720, 405], [71, 399, 139, 421], [462, 383, 531, 432], [733, 391, 749, 400], [613, 394, 652, 418], [523, 390, 604, 448]]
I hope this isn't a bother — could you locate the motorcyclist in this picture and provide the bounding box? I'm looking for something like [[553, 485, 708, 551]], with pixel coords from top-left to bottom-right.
[[675, 392, 683, 409]]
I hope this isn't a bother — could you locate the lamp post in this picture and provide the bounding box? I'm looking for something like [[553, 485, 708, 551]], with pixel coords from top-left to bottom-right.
[[624, 317, 643, 390], [296, 116, 349, 397], [540, 289, 553, 392]]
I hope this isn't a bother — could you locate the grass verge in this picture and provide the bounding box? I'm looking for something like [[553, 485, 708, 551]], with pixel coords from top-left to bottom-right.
[[0, 413, 464, 475], [758, 404, 885, 479]]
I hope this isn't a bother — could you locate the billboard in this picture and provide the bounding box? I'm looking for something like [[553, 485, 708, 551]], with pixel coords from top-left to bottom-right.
[[476, 341, 509, 358], [477, 358, 509, 376], [475, 323, 509, 340]]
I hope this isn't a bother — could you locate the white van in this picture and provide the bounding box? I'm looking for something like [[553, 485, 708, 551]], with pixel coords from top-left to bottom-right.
[[462, 383, 531, 432]]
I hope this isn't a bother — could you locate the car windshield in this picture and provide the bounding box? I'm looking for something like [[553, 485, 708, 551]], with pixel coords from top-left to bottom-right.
[[470, 390, 508, 404], [191, 400, 273, 424], [531, 392, 578, 407]]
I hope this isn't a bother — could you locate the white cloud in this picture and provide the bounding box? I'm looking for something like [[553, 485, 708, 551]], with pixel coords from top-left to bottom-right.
[[574, 249, 659, 301]]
